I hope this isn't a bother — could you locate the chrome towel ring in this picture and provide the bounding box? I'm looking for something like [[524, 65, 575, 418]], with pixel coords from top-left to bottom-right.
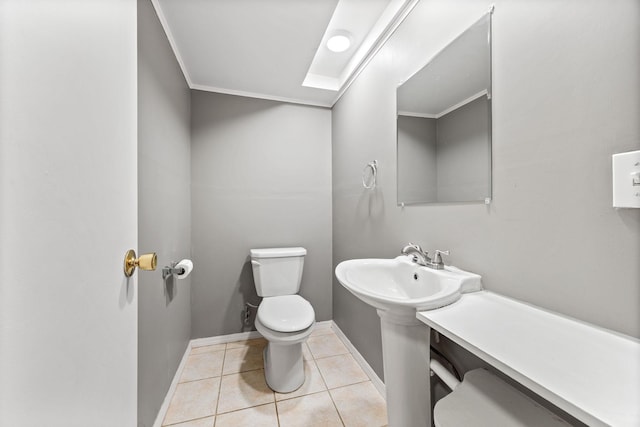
[[362, 160, 378, 189]]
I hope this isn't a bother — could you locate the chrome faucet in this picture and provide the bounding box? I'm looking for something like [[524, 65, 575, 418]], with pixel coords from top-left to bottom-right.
[[401, 243, 430, 266], [401, 244, 450, 270]]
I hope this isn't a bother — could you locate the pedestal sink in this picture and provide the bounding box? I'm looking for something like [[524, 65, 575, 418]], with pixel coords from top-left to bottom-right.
[[335, 256, 482, 427]]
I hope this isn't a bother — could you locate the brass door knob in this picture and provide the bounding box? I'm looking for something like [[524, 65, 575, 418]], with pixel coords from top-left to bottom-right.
[[124, 249, 157, 277]]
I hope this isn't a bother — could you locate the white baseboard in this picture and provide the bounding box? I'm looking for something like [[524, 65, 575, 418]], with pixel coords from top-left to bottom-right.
[[190, 320, 332, 348], [191, 330, 263, 348], [152, 342, 191, 427], [313, 319, 333, 330], [330, 321, 386, 399]]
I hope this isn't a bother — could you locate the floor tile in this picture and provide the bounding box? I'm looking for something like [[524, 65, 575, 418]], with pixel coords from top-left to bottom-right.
[[180, 350, 225, 383], [330, 382, 388, 427], [190, 343, 226, 354], [163, 378, 220, 425], [214, 403, 278, 427], [310, 325, 334, 337], [160, 331, 389, 427], [168, 416, 215, 427], [217, 369, 274, 414], [315, 354, 369, 389], [225, 337, 267, 349], [275, 361, 327, 401], [222, 343, 264, 375], [276, 391, 343, 427], [307, 333, 349, 359]]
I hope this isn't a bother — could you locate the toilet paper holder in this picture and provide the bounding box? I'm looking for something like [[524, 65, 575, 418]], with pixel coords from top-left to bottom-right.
[[162, 262, 185, 280]]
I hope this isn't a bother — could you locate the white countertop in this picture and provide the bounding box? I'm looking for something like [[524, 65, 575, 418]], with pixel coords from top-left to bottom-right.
[[417, 291, 640, 427]]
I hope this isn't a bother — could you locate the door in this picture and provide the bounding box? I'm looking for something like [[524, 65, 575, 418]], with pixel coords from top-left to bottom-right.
[[0, 1, 138, 425]]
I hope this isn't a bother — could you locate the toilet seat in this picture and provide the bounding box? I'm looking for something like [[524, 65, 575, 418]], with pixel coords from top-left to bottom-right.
[[257, 295, 315, 332], [255, 316, 314, 344]]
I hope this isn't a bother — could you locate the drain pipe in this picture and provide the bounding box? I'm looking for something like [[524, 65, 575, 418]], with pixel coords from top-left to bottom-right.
[[430, 359, 461, 390]]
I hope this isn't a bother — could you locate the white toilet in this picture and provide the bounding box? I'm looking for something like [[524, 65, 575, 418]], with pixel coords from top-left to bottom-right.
[[250, 247, 315, 393]]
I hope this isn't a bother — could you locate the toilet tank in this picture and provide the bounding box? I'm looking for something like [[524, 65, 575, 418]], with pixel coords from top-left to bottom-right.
[[250, 247, 306, 297]]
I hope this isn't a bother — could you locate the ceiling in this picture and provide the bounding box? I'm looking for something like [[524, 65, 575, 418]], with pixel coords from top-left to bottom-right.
[[152, 0, 417, 107]]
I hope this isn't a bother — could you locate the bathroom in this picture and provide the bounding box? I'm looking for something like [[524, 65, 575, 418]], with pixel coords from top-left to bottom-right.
[[0, 0, 638, 426]]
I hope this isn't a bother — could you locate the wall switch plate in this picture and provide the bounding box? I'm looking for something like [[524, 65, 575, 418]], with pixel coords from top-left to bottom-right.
[[612, 149, 640, 208]]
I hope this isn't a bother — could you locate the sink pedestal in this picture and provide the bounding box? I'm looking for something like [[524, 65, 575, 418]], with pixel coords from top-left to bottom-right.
[[378, 309, 431, 427]]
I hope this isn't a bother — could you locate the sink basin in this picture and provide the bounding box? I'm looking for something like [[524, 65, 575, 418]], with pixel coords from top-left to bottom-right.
[[335, 256, 482, 313]]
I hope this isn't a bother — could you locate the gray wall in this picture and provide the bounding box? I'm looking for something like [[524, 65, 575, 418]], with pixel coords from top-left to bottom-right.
[[191, 91, 332, 339], [397, 115, 437, 203], [138, 1, 192, 425], [436, 96, 490, 202], [332, 0, 640, 382]]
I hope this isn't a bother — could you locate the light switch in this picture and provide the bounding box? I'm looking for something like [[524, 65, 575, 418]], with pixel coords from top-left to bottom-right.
[[612, 150, 640, 208]]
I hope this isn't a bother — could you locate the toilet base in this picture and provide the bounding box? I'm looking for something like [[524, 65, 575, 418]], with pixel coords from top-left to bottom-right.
[[255, 315, 314, 393], [263, 342, 304, 393]]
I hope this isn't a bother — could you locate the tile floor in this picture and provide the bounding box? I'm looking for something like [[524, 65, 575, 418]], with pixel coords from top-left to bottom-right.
[[162, 326, 388, 427]]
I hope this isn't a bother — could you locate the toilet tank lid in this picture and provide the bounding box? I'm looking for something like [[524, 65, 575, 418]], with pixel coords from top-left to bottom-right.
[[250, 247, 306, 258]]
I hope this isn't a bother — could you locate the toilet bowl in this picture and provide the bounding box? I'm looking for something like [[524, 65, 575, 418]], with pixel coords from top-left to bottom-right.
[[255, 295, 315, 392], [250, 247, 315, 393]]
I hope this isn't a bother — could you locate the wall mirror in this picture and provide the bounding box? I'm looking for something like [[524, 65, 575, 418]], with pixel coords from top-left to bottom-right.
[[397, 12, 492, 205]]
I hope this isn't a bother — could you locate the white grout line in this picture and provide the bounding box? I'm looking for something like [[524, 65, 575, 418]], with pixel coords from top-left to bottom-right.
[[213, 349, 226, 424], [153, 319, 376, 425], [330, 321, 386, 400]]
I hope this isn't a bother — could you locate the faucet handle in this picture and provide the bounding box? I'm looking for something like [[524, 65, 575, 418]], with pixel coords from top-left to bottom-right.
[[433, 250, 450, 265]]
